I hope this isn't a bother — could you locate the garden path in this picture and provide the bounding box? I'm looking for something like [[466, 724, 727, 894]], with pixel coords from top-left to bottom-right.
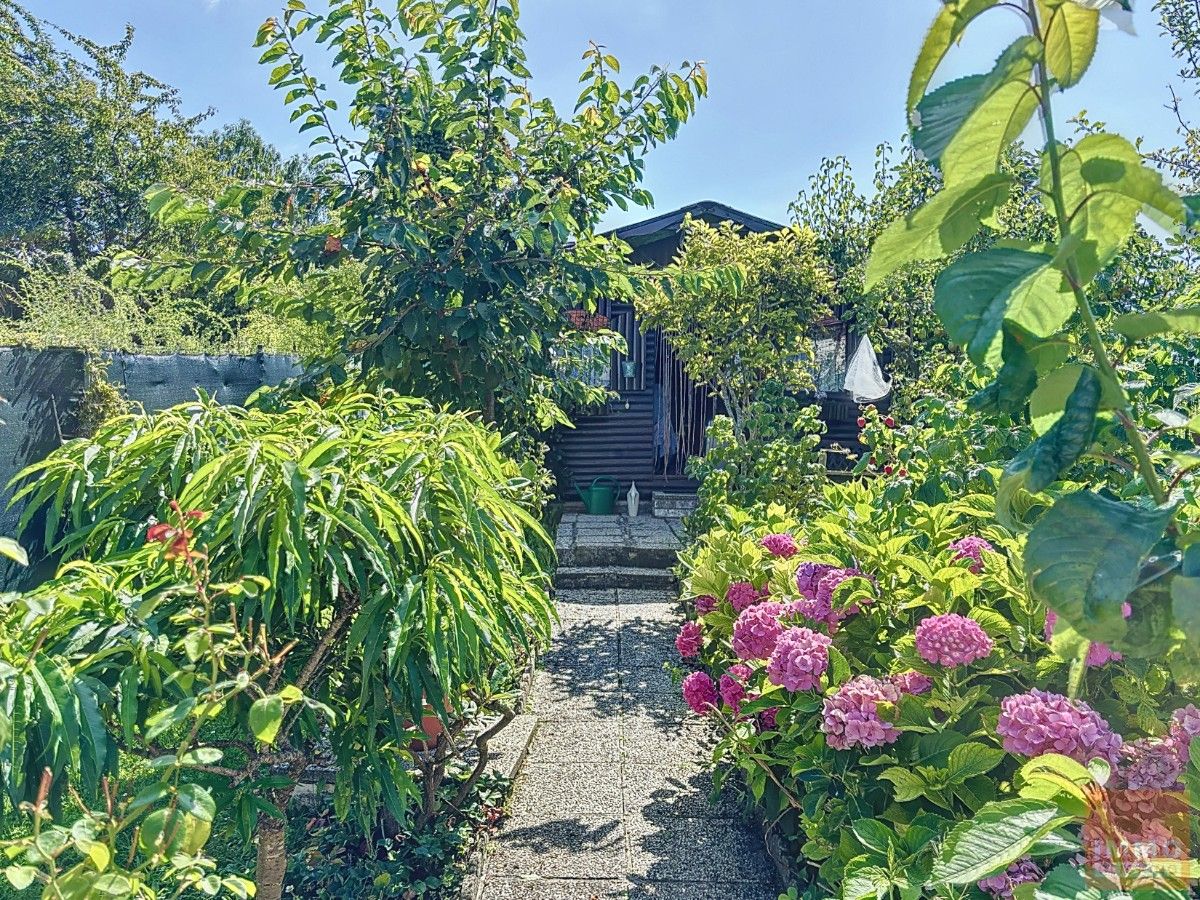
[[477, 514, 779, 900]]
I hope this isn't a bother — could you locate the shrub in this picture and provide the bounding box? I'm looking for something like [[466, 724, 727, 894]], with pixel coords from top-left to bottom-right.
[[674, 481, 1195, 896], [10, 388, 554, 899]]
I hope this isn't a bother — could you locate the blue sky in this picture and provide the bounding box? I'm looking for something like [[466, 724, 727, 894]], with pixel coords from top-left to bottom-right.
[[25, 1, 1194, 230]]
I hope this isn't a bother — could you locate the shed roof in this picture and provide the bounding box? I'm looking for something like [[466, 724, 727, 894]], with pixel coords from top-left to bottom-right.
[[608, 200, 782, 248]]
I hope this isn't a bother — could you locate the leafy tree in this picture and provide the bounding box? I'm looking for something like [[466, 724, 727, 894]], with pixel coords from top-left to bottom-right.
[[133, 0, 710, 435], [0, 2, 215, 261], [637, 216, 834, 438], [12, 390, 555, 900]]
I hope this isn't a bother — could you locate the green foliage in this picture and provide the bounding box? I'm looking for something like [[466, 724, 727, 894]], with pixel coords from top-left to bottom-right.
[[638, 217, 834, 433], [684, 385, 826, 539], [876, 0, 1200, 673], [0, 3, 210, 261], [128, 0, 710, 436], [9, 389, 554, 895]]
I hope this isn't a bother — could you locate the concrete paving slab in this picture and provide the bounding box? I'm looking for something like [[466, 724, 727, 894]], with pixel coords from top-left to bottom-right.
[[625, 816, 775, 882], [526, 718, 621, 764], [486, 816, 626, 880], [509, 763, 623, 819]]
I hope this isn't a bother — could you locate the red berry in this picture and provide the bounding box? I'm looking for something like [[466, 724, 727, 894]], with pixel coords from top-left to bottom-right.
[[856, 417, 866, 428], [883, 464, 894, 475], [898, 468, 908, 477], [884, 417, 895, 428]]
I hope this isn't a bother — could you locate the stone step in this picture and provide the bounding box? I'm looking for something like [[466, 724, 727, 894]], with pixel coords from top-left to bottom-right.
[[557, 542, 678, 570], [652, 492, 697, 519], [554, 566, 677, 590]]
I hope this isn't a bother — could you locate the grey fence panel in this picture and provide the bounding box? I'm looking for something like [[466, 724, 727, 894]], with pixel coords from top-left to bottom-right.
[[0, 347, 300, 586]]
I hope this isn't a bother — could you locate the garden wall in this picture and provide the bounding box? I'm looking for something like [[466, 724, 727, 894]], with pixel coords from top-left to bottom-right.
[[0, 346, 300, 583]]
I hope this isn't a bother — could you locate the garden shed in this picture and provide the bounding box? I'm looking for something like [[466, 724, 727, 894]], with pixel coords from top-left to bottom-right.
[[551, 200, 871, 502]]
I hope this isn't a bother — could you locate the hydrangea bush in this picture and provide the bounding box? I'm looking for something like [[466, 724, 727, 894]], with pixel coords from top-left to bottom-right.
[[674, 481, 1197, 897]]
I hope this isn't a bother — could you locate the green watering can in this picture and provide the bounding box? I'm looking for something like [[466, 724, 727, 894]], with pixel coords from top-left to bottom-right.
[[574, 476, 619, 515]]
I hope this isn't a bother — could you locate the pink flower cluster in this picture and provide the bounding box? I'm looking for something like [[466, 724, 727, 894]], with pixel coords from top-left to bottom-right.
[[694, 594, 717, 616], [1044, 610, 1123, 668], [675, 621, 702, 658], [821, 675, 901, 751], [727, 580, 768, 613], [795, 562, 835, 600], [977, 858, 1042, 900], [682, 671, 718, 715], [767, 626, 831, 692], [997, 689, 1122, 764], [948, 536, 994, 574], [760, 532, 798, 559], [915, 613, 993, 668], [890, 670, 932, 695], [1170, 704, 1200, 762], [732, 602, 785, 661], [1120, 737, 1183, 790], [719, 664, 752, 714], [791, 566, 870, 630]]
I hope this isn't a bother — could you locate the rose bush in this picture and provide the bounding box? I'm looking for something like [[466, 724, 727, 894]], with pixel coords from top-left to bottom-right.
[[674, 479, 1198, 898]]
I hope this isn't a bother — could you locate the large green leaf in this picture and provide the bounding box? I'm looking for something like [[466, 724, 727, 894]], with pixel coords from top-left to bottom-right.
[[1113, 306, 1200, 340], [0, 539, 25, 567], [1028, 363, 1123, 434], [913, 74, 988, 167], [1039, 0, 1099, 88], [1171, 574, 1200, 648], [934, 247, 1072, 367], [865, 174, 1013, 289], [997, 368, 1100, 528], [932, 799, 1070, 885], [939, 38, 1039, 185], [908, 0, 1003, 113], [1053, 134, 1186, 282], [1025, 491, 1174, 642], [970, 323, 1069, 417]]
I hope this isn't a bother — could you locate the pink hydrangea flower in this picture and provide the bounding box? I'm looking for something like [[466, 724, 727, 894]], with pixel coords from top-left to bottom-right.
[[815, 567, 867, 614], [787, 595, 832, 626], [977, 858, 1043, 900], [997, 689, 1122, 764], [766, 626, 831, 692], [760, 532, 798, 559], [1169, 704, 1200, 764], [681, 671, 718, 716], [757, 707, 778, 732], [675, 621, 702, 659], [1120, 737, 1183, 790], [948, 536, 995, 575], [795, 561, 836, 601], [1044, 610, 1123, 667], [915, 613, 993, 668], [891, 671, 933, 695], [726, 581, 765, 613], [821, 675, 901, 751], [693, 594, 717, 616], [719, 663, 752, 714], [732, 602, 785, 661]]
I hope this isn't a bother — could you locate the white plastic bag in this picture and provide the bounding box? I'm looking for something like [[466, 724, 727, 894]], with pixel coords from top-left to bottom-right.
[[843, 335, 892, 403]]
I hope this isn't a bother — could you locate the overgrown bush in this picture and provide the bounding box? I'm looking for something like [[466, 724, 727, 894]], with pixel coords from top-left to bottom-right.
[[9, 389, 554, 899], [684, 382, 826, 538]]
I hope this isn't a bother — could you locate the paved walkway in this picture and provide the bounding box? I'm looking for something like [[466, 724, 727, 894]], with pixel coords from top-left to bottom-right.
[[478, 515, 778, 900]]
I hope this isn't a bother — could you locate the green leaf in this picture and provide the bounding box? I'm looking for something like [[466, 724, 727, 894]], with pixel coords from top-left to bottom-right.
[[4, 867, 37, 891], [1030, 863, 1104, 900], [934, 248, 1072, 367], [1113, 306, 1200, 341], [946, 742, 1007, 782], [851, 818, 895, 856], [1025, 491, 1174, 642], [997, 367, 1101, 528], [842, 857, 893, 900], [908, 0, 1003, 113], [865, 174, 1013, 289], [249, 694, 284, 745], [1028, 363, 1122, 434], [938, 38, 1039, 186], [1054, 133, 1186, 282], [879, 766, 929, 802], [932, 799, 1070, 885], [1040, 0, 1099, 88], [0, 538, 26, 567], [970, 323, 1068, 417]]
